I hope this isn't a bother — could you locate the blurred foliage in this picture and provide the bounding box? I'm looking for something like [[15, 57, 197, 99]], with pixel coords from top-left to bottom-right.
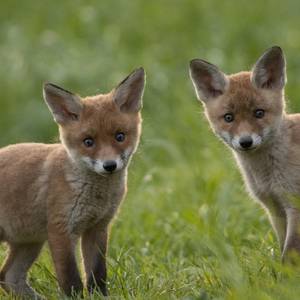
[[1, 0, 300, 299]]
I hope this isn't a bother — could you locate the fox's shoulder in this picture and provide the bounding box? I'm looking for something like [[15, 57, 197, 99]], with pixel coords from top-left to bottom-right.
[[0, 143, 64, 165], [0, 143, 69, 187], [0, 142, 60, 154], [285, 114, 300, 145]]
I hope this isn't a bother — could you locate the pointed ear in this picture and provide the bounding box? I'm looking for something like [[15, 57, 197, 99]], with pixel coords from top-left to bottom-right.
[[43, 83, 83, 124], [189, 59, 228, 102], [251, 46, 286, 90], [113, 67, 145, 113]]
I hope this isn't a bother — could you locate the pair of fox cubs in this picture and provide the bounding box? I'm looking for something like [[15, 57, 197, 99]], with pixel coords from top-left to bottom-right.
[[0, 46, 299, 298]]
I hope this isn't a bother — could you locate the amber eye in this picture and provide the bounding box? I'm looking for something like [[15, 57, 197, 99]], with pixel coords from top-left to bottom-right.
[[115, 132, 125, 142], [255, 109, 265, 118], [83, 138, 94, 147], [224, 113, 234, 123]]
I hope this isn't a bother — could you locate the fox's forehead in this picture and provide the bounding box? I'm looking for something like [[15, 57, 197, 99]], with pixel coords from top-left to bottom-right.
[[227, 72, 254, 94], [208, 72, 271, 113], [72, 94, 141, 134], [225, 72, 264, 108], [82, 94, 116, 116]]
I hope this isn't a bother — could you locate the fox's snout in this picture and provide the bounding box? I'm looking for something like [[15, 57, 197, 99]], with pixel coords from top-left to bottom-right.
[[239, 136, 253, 149], [231, 133, 263, 152], [220, 130, 264, 152], [103, 160, 117, 172], [81, 155, 127, 174]]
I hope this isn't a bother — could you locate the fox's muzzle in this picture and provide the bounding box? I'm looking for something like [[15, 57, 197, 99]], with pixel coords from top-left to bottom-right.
[[231, 133, 262, 151], [239, 136, 253, 149], [103, 160, 117, 172]]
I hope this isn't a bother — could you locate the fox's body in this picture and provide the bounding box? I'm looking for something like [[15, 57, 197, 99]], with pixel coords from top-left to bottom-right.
[[190, 47, 300, 260], [235, 109, 300, 252], [0, 68, 145, 299], [0, 143, 125, 243]]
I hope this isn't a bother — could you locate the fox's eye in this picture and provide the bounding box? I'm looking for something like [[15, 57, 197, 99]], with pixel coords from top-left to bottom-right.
[[224, 113, 234, 123], [255, 109, 265, 118], [115, 132, 125, 142], [83, 138, 94, 147]]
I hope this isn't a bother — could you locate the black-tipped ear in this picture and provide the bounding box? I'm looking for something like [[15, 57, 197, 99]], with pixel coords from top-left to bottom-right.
[[43, 83, 83, 124], [113, 68, 145, 113], [251, 46, 286, 90], [189, 59, 228, 102]]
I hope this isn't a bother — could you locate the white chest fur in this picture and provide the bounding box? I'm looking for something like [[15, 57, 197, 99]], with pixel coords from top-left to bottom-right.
[[65, 170, 126, 234], [234, 143, 300, 206]]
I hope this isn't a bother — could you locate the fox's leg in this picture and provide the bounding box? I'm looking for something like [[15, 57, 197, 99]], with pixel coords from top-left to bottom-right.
[[257, 193, 287, 251], [81, 224, 108, 296], [245, 172, 287, 251], [269, 214, 287, 252], [263, 198, 287, 252], [48, 226, 83, 296], [282, 207, 300, 261], [0, 243, 44, 299]]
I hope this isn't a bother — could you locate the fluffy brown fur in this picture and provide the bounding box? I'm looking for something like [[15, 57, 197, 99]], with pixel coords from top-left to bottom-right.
[[0, 67, 145, 298], [190, 46, 300, 262]]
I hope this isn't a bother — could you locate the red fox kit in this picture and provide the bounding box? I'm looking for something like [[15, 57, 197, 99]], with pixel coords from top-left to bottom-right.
[[190, 47, 300, 261], [0, 68, 145, 298]]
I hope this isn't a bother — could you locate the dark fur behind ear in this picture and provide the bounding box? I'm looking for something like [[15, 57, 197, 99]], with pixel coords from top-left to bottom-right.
[[251, 46, 286, 90], [43, 83, 82, 124], [113, 68, 145, 113], [189, 59, 228, 102]]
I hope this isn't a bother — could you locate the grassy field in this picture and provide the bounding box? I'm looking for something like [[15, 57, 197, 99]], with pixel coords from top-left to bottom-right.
[[1, 0, 300, 299]]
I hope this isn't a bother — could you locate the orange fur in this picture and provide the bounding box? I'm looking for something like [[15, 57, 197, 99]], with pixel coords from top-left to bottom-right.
[[190, 47, 300, 262], [0, 68, 145, 298]]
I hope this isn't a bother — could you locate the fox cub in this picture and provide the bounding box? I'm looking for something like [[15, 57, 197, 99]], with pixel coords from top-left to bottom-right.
[[0, 68, 145, 298], [190, 46, 300, 261]]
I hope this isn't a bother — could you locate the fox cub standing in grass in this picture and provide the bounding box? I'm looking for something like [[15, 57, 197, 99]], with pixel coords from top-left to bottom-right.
[[0, 68, 145, 298], [190, 46, 300, 261]]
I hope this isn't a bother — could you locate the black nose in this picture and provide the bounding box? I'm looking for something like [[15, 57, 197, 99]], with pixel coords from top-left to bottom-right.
[[239, 136, 253, 149], [103, 160, 117, 172]]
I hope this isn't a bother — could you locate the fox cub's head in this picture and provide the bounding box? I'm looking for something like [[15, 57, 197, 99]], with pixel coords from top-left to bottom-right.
[[43, 68, 145, 174], [189, 46, 286, 152]]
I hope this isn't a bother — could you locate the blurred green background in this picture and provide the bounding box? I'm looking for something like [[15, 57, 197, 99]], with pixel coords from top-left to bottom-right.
[[1, 0, 300, 299]]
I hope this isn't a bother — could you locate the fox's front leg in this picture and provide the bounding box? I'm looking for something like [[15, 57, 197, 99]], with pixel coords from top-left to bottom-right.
[[48, 223, 83, 296], [262, 197, 287, 252], [282, 207, 300, 262], [81, 224, 108, 296]]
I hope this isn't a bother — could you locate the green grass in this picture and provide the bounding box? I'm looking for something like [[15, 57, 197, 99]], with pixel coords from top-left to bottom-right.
[[1, 0, 300, 299]]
